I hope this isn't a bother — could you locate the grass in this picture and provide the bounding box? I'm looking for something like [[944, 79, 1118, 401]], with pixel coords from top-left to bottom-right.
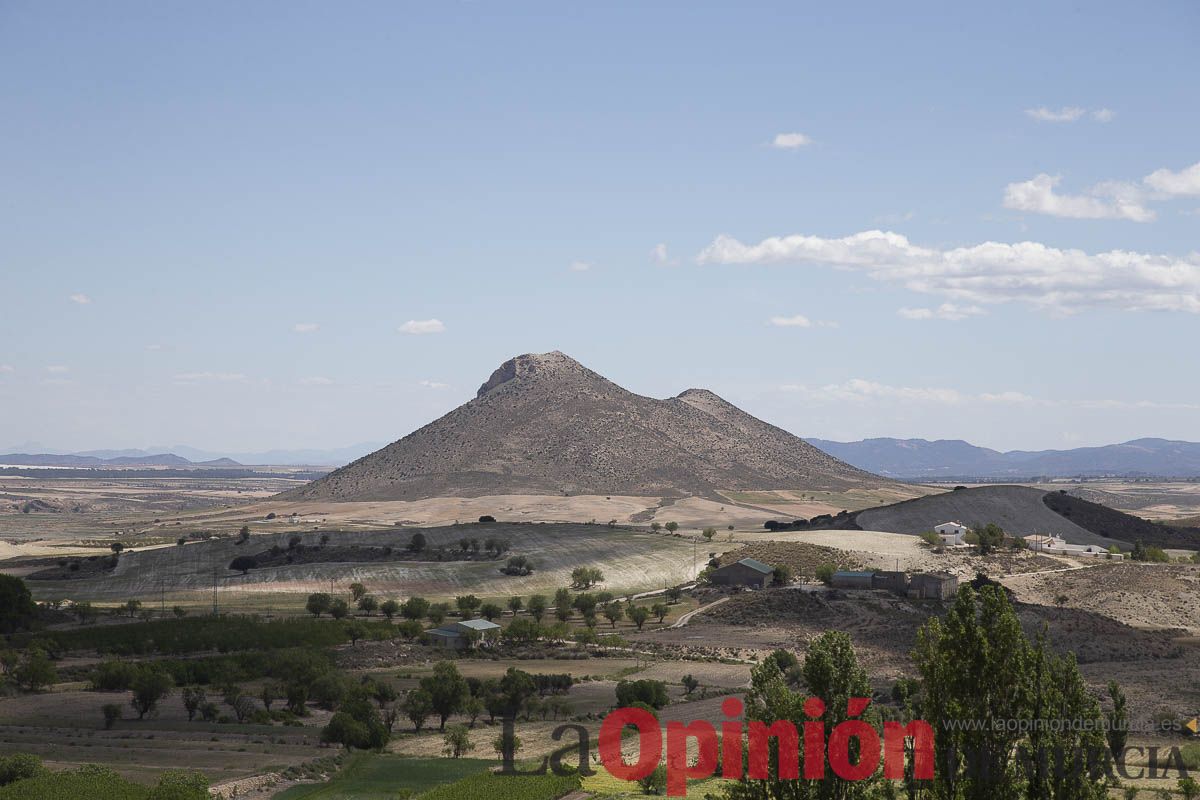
[[273, 754, 492, 800], [413, 768, 581, 800]]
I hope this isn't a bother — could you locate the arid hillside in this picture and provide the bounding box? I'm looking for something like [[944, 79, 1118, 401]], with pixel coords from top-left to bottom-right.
[[286, 351, 890, 502]]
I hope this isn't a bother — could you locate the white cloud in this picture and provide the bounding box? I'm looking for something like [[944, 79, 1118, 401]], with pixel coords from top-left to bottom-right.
[[1091, 108, 1115, 122], [145, 344, 164, 351], [980, 391, 1037, 405], [898, 303, 985, 321], [44, 365, 69, 373], [768, 314, 837, 328], [568, 261, 591, 272], [173, 372, 248, 384], [69, 293, 91, 305], [398, 319, 445, 335], [781, 379, 967, 405], [1003, 174, 1154, 222], [0, 365, 13, 373], [696, 229, 1200, 314], [651, 243, 679, 266], [418, 379, 450, 390], [299, 376, 334, 386], [1144, 161, 1200, 197], [1024, 106, 1086, 122], [293, 322, 320, 333], [780, 379, 1038, 407], [771, 132, 812, 149]]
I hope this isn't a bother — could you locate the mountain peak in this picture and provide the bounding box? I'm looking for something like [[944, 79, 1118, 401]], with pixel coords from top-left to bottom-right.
[[291, 352, 884, 501], [476, 351, 589, 397]]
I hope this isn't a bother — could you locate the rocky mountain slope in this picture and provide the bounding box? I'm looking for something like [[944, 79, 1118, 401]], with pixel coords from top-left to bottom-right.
[[286, 351, 889, 501]]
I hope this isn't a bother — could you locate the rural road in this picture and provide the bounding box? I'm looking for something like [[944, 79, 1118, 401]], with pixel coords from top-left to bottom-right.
[[670, 596, 729, 628]]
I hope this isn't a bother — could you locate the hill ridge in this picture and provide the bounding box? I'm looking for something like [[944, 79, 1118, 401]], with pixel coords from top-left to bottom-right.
[[287, 351, 890, 502]]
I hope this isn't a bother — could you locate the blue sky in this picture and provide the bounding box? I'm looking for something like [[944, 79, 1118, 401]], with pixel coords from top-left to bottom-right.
[[2, 1, 1198, 453]]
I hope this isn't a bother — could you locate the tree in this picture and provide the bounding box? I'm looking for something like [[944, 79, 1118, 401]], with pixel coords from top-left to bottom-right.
[[182, 687, 205, 721], [650, 522, 662, 532], [321, 711, 371, 750], [306, 592, 332, 617], [478, 515, 496, 523], [456, 594, 482, 617], [319, 533, 330, 547], [15, 648, 57, 691], [602, 601, 624, 628], [772, 564, 794, 585], [228, 555, 256, 575], [480, 603, 503, 622], [421, 661, 469, 730], [443, 724, 475, 758], [616, 679, 669, 709], [130, 670, 173, 720], [380, 599, 400, 620], [915, 585, 1108, 800], [815, 563, 835, 584], [349, 582, 367, 602], [727, 632, 874, 800], [172, 605, 188, 618], [973, 522, 1006, 555], [664, 522, 679, 534], [0, 575, 36, 634], [358, 595, 378, 616], [651, 602, 669, 623], [1107, 681, 1129, 761], [628, 605, 650, 630], [681, 674, 699, 695], [124, 599, 143, 618], [102, 703, 122, 729], [111, 542, 124, 555], [527, 594, 548, 622], [408, 532, 427, 552], [570, 566, 604, 588], [260, 681, 280, 711], [401, 596, 430, 620], [665, 586, 683, 603], [554, 588, 574, 622], [427, 603, 449, 625], [702, 527, 717, 541], [345, 621, 366, 645], [404, 688, 434, 732], [236, 525, 250, 543], [329, 598, 349, 620], [507, 596, 523, 614]]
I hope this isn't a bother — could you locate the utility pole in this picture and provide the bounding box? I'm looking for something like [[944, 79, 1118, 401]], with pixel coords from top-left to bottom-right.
[[212, 563, 219, 616]]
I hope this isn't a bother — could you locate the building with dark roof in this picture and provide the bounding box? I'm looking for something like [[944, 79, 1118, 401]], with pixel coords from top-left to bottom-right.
[[710, 557, 774, 589]]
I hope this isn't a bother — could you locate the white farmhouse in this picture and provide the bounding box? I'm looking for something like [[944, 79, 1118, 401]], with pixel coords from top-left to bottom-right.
[[1023, 534, 1123, 560], [933, 521, 969, 546]]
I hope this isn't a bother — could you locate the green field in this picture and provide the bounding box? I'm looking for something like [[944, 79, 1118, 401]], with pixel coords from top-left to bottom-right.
[[273, 755, 492, 800]]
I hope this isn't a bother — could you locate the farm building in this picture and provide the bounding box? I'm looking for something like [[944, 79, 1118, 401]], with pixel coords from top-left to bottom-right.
[[427, 618, 501, 650], [907, 573, 959, 600], [710, 557, 774, 589], [1023, 535, 1123, 560], [830, 570, 876, 590], [934, 521, 969, 546], [871, 570, 909, 592]]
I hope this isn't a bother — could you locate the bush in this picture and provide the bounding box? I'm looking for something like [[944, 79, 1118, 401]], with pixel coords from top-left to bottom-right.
[[815, 564, 835, 585], [0, 754, 48, 787], [615, 679, 669, 709], [918, 531, 940, 547], [638, 765, 667, 795], [478, 515, 496, 523]]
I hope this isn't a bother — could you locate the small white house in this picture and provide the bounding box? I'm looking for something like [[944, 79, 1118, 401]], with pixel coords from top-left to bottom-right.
[[1024, 534, 1124, 560], [934, 521, 969, 546]]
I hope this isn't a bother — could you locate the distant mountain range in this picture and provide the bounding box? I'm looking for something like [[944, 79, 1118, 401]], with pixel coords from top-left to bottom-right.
[[805, 437, 1200, 479], [0, 443, 385, 468]]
